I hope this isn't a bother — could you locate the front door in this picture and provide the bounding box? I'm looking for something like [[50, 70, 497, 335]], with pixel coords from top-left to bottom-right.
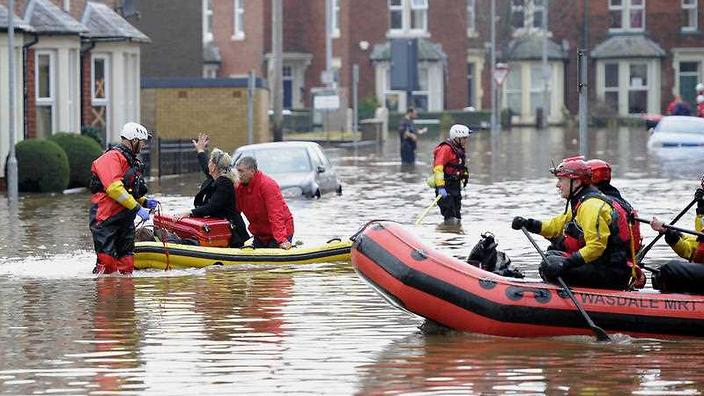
[[679, 61, 699, 109]]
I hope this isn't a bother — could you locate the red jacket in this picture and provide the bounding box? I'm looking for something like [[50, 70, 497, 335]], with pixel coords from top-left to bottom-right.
[[236, 171, 294, 244], [91, 149, 132, 222]]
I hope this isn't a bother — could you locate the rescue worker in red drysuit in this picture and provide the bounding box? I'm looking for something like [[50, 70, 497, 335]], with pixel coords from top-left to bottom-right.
[[587, 158, 645, 288], [235, 156, 294, 249], [649, 180, 704, 294], [512, 158, 632, 290], [89, 122, 158, 275], [432, 124, 471, 224]]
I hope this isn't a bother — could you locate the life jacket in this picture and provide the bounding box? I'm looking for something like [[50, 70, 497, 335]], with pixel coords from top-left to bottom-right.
[[561, 186, 630, 268], [89, 144, 147, 199], [691, 243, 704, 263], [433, 140, 468, 185]]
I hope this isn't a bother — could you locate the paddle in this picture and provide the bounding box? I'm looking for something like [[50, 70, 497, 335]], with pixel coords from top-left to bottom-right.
[[520, 227, 611, 342], [414, 195, 442, 225], [633, 216, 704, 239], [635, 197, 698, 265]]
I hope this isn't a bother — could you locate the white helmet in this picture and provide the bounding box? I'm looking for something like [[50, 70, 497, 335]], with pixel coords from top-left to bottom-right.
[[697, 83, 704, 92], [697, 95, 704, 104], [449, 124, 471, 139], [120, 122, 150, 141]]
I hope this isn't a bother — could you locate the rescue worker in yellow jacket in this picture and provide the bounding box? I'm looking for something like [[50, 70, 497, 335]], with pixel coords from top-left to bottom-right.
[[649, 187, 704, 294], [512, 158, 632, 290]]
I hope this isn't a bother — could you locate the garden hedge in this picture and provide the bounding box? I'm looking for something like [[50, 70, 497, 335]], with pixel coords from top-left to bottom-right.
[[49, 132, 103, 188], [16, 139, 69, 193]]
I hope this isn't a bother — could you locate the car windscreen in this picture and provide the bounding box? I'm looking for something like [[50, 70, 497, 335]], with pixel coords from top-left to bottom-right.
[[253, 148, 312, 174], [656, 117, 704, 134]]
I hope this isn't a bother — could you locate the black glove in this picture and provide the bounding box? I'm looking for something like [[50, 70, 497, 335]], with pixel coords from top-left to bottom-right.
[[697, 188, 704, 215], [540, 254, 567, 280], [511, 216, 527, 230], [664, 229, 682, 246], [512, 217, 542, 233], [563, 252, 586, 269]]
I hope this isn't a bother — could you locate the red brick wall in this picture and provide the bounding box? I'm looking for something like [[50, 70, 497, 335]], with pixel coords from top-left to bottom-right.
[[81, 51, 93, 127], [212, 0, 266, 78]]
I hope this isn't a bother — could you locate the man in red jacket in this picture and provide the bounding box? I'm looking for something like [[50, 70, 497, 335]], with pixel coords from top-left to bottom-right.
[[235, 156, 294, 249]]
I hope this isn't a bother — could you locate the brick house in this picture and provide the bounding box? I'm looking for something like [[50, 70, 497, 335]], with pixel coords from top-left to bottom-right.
[[0, 0, 147, 182], [202, 0, 704, 125]]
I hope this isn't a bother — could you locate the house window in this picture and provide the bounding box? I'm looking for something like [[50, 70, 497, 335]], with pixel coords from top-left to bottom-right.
[[609, 0, 645, 31], [36, 51, 55, 139], [628, 63, 648, 114], [91, 55, 109, 139], [233, 0, 244, 39], [412, 66, 429, 111], [604, 63, 619, 109], [679, 61, 699, 106], [332, 0, 341, 38], [511, 0, 546, 32], [467, 63, 476, 107], [529, 63, 551, 115], [505, 64, 523, 115], [467, 0, 476, 35], [203, 0, 213, 42], [63, 0, 70, 12], [388, 0, 427, 35], [203, 64, 218, 78], [682, 0, 698, 31]]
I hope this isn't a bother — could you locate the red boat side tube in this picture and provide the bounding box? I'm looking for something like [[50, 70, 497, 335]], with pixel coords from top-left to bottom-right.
[[351, 221, 704, 339]]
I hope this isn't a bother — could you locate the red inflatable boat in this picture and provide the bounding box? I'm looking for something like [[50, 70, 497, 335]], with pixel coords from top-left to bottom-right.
[[351, 221, 704, 339]]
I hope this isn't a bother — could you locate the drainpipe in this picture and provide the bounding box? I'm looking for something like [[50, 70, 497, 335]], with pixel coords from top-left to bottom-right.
[[22, 33, 39, 140], [80, 40, 96, 134]]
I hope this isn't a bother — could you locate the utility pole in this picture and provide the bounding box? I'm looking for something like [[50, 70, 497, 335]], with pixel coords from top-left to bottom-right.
[[579, 0, 589, 156], [490, 0, 497, 134], [7, 0, 18, 202], [541, 0, 549, 129], [271, 0, 283, 142], [352, 64, 359, 135], [325, 0, 333, 89], [247, 69, 255, 144]]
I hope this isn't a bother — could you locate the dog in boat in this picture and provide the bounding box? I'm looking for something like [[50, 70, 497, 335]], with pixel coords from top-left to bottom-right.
[[466, 232, 524, 278]]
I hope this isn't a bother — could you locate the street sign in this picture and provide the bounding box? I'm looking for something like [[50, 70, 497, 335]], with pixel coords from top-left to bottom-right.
[[314, 93, 340, 111], [494, 63, 511, 86]]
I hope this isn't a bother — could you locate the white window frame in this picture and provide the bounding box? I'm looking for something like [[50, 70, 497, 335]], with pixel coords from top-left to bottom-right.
[[203, 0, 213, 43], [628, 62, 649, 114], [609, 0, 645, 32], [532, 0, 545, 29], [232, 0, 245, 40], [682, 0, 698, 32], [387, 0, 428, 37], [596, 59, 659, 116], [467, 0, 476, 36], [91, 54, 110, 106], [35, 50, 56, 135], [603, 62, 620, 109], [332, 0, 341, 38], [203, 64, 218, 79], [63, 0, 70, 12], [511, 0, 547, 34], [411, 65, 430, 111]]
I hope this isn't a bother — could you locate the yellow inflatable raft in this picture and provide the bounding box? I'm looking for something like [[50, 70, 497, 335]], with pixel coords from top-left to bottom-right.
[[134, 238, 352, 270]]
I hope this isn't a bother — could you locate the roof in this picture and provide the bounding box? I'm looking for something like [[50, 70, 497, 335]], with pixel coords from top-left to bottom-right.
[[0, 4, 34, 32], [203, 41, 221, 64], [81, 2, 149, 42], [506, 34, 567, 60], [591, 35, 666, 59], [23, 0, 86, 35], [370, 38, 447, 62]]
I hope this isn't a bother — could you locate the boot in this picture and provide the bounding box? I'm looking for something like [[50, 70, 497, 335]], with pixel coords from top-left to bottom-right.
[[116, 255, 135, 274]]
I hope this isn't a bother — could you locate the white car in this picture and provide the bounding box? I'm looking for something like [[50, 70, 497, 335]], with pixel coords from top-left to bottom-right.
[[648, 116, 704, 149], [233, 141, 342, 198]]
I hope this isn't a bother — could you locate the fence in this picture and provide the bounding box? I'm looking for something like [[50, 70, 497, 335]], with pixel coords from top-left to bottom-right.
[[156, 138, 200, 178]]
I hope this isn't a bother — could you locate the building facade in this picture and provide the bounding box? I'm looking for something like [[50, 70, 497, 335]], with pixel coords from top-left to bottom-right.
[[0, 0, 147, 180], [202, 0, 704, 125]]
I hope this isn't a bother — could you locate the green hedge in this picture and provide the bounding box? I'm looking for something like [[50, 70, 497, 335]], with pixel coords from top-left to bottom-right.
[[16, 139, 69, 192], [49, 132, 103, 188]]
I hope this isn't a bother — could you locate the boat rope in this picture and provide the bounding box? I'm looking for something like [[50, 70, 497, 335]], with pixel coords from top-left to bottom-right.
[[154, 203, 172, 271], [350, 219, 398, 242]]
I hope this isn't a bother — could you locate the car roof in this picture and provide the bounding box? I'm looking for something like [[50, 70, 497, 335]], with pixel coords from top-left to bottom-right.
[[234, 141, 321, 152], [661, 115, 704, 123]]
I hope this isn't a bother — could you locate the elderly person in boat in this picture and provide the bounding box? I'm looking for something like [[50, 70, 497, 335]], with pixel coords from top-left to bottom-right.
[[511, 157, 633, 290], [173, 134, 249, 247], [235, 156, 294, 249], [649, 187, 704, 294]]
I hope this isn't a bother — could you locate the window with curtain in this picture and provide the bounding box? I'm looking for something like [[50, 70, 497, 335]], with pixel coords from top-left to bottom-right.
[[609, 0, 645, 31], [505, 64, 523, 115], [628, 63, 648, 114]]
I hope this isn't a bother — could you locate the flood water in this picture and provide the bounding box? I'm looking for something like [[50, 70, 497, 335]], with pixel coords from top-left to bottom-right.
[[2, 126, 704, 395]]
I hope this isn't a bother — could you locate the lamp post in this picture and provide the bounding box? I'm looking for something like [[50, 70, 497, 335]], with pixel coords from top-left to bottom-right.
[[490, 0, 497, 134], [7, 0, 18, 202]]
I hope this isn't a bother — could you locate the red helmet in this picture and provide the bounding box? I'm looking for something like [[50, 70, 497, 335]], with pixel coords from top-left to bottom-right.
[[587, 159, 612, 184], [549, 158, 592, 184]]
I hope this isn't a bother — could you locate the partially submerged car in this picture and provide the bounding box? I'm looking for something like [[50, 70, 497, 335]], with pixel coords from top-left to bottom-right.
[[233, 141, 342, 198], [648, 116, 704, 148]]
